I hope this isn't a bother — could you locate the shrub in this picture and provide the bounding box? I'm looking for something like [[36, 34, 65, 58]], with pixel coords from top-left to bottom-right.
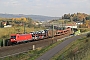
[[87, 32, 90, 37]]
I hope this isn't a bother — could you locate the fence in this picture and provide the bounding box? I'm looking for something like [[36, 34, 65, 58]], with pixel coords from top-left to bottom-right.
[[0, 39, 10, 47]]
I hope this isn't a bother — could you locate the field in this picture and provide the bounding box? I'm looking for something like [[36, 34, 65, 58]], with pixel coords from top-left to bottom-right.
[[0, 27, 44, 39]]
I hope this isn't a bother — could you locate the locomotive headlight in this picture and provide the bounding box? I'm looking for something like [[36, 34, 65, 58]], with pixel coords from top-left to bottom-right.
[[14, 39, 15, 40]]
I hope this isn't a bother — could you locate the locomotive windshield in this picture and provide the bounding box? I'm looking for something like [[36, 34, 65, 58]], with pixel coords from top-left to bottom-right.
[[11, 36, 16, 39]]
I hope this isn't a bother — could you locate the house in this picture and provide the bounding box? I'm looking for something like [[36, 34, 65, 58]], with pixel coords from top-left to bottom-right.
[[4, 25, 12, 28], [65, 22, 77, 28], [76, 22, 83, 25]]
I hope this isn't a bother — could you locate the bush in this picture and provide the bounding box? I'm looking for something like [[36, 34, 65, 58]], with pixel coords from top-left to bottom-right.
[[0, 39, 3, 47], [87, 32, 90, 37]]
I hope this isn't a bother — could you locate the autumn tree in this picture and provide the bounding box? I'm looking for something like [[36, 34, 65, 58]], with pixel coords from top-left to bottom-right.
[[86, 16, 90, 20], [26, 18, 33, 27], [62, 13, 90, 22]]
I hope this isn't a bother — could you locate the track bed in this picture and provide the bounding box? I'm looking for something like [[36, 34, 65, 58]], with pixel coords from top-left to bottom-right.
[[0, 33, 70, 58]]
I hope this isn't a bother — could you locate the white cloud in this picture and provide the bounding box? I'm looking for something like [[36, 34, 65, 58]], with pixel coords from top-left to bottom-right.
[[0, 0, 90, 16]]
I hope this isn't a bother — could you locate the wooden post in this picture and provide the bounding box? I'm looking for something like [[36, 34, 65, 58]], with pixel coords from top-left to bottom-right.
[[24, 22, 26, 34], [52, 25, 54, 43], [33, 45, 35, 50]]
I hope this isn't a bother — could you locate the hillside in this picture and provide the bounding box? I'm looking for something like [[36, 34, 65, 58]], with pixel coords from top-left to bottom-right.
[[62, 13, 90, 22], [0, 13, 60, 21]]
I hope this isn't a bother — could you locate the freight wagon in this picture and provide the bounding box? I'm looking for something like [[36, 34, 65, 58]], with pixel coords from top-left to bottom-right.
[[46, 29, 57, 38], [56, 27, 72, 36], [56, 30, 64, 36], [10, 27, 72, 44]]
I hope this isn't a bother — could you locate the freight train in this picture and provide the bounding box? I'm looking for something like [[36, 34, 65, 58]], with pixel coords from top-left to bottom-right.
[[10, 27, 72, 44]]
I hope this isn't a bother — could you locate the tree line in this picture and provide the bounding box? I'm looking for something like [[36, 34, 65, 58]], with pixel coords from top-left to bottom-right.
[[0, 17, 35, 28], [62, 13, 90, 22]]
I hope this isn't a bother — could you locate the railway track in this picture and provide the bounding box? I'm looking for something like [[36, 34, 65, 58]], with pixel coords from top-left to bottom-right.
[[0, 33, 70, 58]]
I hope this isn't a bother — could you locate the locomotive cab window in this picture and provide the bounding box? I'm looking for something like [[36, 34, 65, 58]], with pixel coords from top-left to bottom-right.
[[11, 36, 16, 39]]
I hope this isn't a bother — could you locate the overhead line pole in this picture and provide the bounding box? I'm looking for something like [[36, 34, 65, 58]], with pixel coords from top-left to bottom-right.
[[24, 22, 26, 34], [52, 24, 54, 39]]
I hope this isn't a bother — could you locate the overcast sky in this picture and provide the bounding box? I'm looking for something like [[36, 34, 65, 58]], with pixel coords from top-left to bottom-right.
[[0, 0, 90, 17]]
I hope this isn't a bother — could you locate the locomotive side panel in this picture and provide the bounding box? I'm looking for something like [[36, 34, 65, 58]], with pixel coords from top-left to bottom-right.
[[17, 34, 32, 42], [10, 34, 32, 43]]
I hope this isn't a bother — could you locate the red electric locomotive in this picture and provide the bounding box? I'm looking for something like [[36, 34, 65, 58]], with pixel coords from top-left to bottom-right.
[[10, 33, 32, 44]]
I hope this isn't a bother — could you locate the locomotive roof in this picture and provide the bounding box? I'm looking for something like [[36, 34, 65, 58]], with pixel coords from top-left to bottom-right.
[[11, 34, 31, 36]]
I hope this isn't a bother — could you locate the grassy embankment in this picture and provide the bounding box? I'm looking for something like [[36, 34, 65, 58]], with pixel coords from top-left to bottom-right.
[[51, 34, 90, 60]]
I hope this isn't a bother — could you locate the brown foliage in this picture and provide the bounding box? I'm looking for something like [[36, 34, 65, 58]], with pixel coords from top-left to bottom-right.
[[62, 12, 89, 22]]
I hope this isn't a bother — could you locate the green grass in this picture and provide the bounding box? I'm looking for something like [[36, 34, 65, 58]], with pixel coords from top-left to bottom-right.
[[51, 36, 90, 60], [82, 51, 90, 60]]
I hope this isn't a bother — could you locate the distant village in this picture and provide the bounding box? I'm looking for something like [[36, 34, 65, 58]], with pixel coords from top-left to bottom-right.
[[0, 17, 43, 28]]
